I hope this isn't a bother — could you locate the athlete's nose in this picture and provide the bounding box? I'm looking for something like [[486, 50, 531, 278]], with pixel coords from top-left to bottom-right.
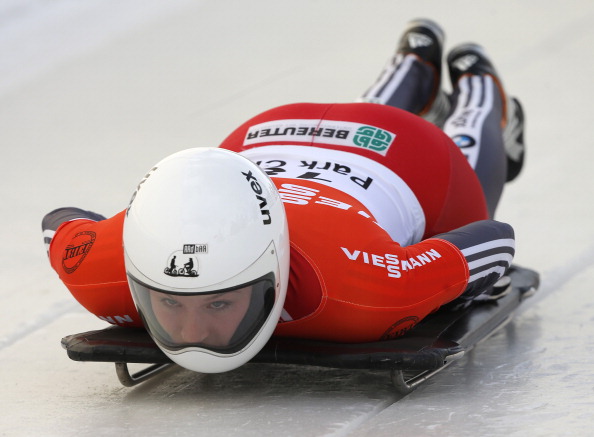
[[179, 314, 210, 344]]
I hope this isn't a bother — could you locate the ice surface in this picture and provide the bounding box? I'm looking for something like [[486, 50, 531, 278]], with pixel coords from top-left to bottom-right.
[[2, 1, 594, 435]]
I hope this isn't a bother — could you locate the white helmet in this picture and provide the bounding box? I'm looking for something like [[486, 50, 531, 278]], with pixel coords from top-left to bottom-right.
[[123, 148, 289, 373]]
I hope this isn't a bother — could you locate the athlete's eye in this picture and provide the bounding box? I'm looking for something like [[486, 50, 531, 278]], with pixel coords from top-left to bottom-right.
[[161, 297, 181, 308], [209, 301, 229, 310]]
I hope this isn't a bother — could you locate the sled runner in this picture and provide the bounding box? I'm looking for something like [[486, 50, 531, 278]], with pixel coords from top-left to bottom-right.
[[61, 265, 539, 394]]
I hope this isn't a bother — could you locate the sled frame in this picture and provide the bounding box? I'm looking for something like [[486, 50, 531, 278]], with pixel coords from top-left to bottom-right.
[[115, 362, 175, 387], [61, 265, 539, 394]]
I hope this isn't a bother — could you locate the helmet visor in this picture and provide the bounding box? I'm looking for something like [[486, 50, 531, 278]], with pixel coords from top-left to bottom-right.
[[129, 272, 277, 355]]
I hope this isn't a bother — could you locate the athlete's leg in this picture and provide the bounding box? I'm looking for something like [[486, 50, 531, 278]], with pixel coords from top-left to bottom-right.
[[359, 19, 450, 126], [443, 44, 524, 217]]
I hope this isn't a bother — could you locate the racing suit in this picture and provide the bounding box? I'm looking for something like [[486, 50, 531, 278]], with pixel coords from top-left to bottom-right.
[[43, 102, 515, 342]]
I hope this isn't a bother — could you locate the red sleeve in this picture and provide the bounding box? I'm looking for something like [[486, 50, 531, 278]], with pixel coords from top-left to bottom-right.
[[272, 179, 470, 342], [49, 210, 142, 327]]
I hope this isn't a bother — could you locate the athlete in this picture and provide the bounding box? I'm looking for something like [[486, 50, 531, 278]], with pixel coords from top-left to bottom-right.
[[42, 19, 525, 373]]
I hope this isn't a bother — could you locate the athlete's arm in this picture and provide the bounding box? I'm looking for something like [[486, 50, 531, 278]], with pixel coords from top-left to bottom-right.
[[432, 220, 515, 299], [42, 208, 141, 327], [42, 207, 106, 255]]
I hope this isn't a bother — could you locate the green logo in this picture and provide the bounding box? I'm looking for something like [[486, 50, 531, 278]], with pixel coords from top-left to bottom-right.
[[353, 126, 393, 153]]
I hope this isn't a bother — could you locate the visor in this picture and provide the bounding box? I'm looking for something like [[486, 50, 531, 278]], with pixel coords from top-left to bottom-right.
[[129, 272, 276, 355]]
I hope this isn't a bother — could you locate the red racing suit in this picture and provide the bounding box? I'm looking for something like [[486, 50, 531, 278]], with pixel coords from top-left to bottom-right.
[[46, 103, 505, 343]]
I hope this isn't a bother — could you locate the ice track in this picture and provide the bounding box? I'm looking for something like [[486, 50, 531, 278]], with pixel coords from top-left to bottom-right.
[[2, 1, 594, 435]]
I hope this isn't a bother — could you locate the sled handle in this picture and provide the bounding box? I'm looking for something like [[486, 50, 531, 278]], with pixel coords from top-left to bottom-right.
[[115, 362, 174, 387], [390, 350, 465, 395]]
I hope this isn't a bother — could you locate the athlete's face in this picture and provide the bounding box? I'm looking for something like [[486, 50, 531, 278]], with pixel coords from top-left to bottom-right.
[[149, 287, 253, 348]]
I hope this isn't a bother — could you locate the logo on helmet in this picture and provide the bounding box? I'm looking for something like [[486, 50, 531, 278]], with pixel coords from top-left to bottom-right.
[[163, 244, 207, 277], [126, 166, 158, 217], [242, 170, 272, 225]]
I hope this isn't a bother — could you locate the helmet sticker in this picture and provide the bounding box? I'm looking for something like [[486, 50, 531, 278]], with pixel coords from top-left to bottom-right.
[[242, 169, 272, 225], [163, 244, 207, 277], [126, 166, 158, 217]]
